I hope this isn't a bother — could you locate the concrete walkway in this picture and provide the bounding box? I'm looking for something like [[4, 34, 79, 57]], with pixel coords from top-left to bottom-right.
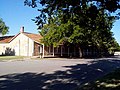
[[0, 57, 120, 90]]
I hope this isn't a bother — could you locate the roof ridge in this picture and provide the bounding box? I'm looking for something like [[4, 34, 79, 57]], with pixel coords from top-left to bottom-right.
[[0, 35, 15, 38], [23, 32, 40, 35]]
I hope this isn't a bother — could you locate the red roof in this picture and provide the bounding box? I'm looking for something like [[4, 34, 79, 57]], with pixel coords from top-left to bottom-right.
[[0, 36, 14, 43], [0, 32, 43, 43], [23, 32, 43, 43]]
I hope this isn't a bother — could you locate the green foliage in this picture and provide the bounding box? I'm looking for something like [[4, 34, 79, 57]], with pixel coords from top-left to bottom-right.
[[0, 18, 9, 35], [24, 0, 120, 54], [40, 6, 116, 53], [112, 40, 120, 51], [41, 22, 72, 47], [24, 0, 120, 28]]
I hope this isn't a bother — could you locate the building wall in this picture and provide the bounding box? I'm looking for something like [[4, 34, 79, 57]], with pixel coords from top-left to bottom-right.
[[9, 33, 34, 56], [44, 46, 49, 55], [34, 42, 41, 56], [0, 43, 10, 55], [114, 52, 120, 56]]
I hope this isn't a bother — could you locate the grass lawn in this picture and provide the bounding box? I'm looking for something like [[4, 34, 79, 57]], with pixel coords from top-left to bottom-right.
[[78, 68, 120, 90], [0, 56, 25, 60]]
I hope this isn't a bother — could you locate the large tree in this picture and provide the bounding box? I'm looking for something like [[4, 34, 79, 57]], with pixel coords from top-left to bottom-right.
[[0, 18, 9, 35], [24, 0, 119, 57], [40, 8, 116, 57], [24, 0, 120, 29]]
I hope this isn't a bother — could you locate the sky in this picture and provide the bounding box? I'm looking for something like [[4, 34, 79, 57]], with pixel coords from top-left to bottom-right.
[[0, 0, 40, 35], [0, 0, 120, 44]]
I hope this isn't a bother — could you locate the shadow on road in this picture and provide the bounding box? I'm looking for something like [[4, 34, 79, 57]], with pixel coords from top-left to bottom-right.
[[0, 58, 120, 90]]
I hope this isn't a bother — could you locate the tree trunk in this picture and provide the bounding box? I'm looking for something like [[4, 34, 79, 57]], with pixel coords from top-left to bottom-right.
[[79, 47, 82, 58]]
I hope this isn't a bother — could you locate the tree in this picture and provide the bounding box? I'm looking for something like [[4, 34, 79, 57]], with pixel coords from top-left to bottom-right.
[[24, 0, 120, 29], [40, 8, 116, 57], [111, 40, 120, 51], [0, 18, 9, 35], [24, 0, 119, 57]]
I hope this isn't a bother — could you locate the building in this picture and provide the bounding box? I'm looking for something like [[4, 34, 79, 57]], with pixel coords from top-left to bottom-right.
[[0, 27, 44, 57]]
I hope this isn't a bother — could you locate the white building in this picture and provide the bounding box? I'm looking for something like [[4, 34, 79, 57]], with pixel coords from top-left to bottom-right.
[[0, 27, 44, 57]]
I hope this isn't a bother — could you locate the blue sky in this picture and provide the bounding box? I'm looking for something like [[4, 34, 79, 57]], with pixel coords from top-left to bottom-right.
[[0, 0, 120, 44], [0, 0, 39, 35]]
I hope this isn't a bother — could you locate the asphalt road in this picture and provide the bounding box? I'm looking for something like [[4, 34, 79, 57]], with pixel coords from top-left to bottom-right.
[[0, 57, 120, 90]]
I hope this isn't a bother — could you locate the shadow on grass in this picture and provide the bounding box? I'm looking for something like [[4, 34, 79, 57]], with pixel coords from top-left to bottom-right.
[[0, 58, 120, 90], [79, 68, 120, 90]]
